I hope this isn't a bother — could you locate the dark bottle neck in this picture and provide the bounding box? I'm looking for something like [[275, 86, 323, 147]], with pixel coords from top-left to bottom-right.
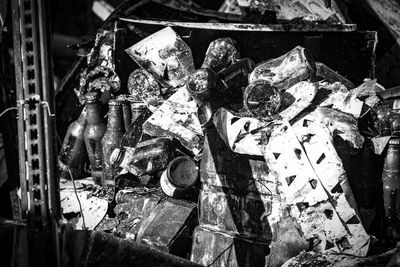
[[107, 106, 123, 130], [86, 102, 103, 124]]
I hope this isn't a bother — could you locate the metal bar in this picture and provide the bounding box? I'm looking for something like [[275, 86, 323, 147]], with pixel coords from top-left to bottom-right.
[[12, 0, 60, 266], [37, 0, 60, 222], [11, 0, 27, 220], [120, 17, 357, 32]]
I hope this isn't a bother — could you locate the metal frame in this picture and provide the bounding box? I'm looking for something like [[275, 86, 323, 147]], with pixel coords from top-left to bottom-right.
[[11, 0, 60, 265]]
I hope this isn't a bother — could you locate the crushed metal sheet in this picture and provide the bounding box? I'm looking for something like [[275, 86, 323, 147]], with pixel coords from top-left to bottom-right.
[[125, 27, 195, 88], [143, 87, 203, 155], [371, 136, 391, 155]]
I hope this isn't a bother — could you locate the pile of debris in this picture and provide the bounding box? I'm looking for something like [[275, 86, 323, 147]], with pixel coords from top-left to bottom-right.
[[58, 24, 399, 266]]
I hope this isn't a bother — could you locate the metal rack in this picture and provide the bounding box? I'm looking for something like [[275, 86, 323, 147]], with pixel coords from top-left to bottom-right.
[[11, 0, 60, 266]]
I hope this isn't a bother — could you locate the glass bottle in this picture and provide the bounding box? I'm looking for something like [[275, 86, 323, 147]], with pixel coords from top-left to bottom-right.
[[58, 107, 87, 180], [382, 138, 400, 221], [116, 95, 132, 133], [201, 38, 240, 73], [84, 92, 106, 185], [102, 100, 124, 184], [121, 102, 150, 148], [186, 68, 225, 105]]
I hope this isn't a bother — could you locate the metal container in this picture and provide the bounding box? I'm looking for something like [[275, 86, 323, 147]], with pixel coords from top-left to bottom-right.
[[110, 137, 175, 178], [201, 37, 240, 73], [58, 107, 87, 180], [137, 198, 197, 258], [249, 46, 316, 91], [382, 138, 400, 220], [84, 92, 107, 185], [190, 226, 269, 267], [243, 80, 282, 119], [101, 100, 124, 184], [160, 156, 199, 198]]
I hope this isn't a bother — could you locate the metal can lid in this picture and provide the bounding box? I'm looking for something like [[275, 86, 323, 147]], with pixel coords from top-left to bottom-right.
[[160, 170, 177, 197], [108, 99, 122, 106], [167, 156, 199, 188], [85, 92, 101, 103]]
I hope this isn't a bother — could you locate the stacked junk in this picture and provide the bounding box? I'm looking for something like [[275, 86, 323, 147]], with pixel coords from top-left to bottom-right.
[[57, 20, 400, 266]]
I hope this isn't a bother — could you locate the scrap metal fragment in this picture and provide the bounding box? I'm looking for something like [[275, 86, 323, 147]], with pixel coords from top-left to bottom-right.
[[142, 87, 203, 155], [309, 107, 364, 149], [125, 27, 195, 88]]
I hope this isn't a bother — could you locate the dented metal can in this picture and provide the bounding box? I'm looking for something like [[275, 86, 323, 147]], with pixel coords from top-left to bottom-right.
[[249, 46, 316, 91], [160, 156, 199, 198], [201, 38, 240, 73]]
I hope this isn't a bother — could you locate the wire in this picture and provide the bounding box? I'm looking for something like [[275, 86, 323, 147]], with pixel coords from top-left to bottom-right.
[[0, 107, 17, 118], [68, 168, 87, 229], [41, 101, 55, 117]]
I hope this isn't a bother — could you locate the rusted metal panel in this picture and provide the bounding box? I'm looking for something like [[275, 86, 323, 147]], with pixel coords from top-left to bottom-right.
[[190, 226, 269, 267]]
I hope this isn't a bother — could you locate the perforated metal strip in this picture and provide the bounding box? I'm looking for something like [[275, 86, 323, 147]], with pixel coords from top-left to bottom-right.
[[11, 0, 57, 229]]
